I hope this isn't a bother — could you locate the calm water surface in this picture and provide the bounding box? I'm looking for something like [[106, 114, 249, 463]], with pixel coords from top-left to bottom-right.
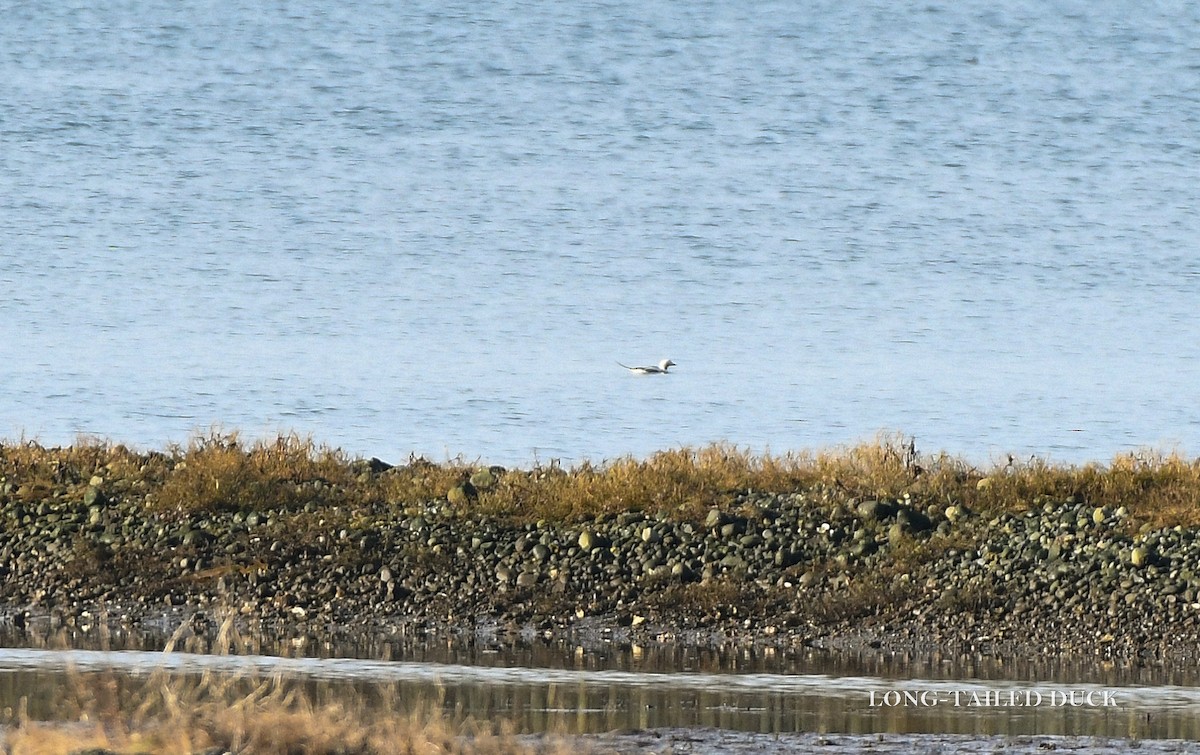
[[3, 0, 1199, 465], [3, 638, 1200, 739]]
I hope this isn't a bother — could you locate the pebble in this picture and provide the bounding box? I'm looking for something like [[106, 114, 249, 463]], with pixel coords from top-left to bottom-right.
[[4, 475, 1200, 661]]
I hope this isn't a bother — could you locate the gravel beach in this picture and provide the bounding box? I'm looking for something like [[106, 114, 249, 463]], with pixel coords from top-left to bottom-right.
[[3, 459, 1197, 661]]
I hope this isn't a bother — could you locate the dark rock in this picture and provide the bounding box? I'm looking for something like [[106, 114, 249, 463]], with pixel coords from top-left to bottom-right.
[[895, 507, 933, 533], [83, 485, 106, 507], [857, 500, 897, 520], [182, 528, 214, 546], [705, 508, 729, 529], [446, 481, 477, 505], [366, 457, 393, 473]]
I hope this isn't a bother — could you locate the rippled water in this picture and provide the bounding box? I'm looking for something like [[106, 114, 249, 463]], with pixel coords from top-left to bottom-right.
[[4, 1, 1200, 466]]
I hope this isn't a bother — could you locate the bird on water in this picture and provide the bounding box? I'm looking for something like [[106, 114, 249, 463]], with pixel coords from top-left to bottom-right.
[[617, 358, 676, 375]]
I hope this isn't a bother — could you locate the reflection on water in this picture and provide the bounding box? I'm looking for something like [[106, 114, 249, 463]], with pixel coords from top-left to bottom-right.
[[9, 621, 1200, 687], [2, 644, 1200, 740]]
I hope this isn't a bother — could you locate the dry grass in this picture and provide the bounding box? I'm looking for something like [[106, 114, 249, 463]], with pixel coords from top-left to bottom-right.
[[0, 436, 150, 499], [469, 435, 1200, 527], [475, 446, 796, 520], [1, 618, 582, 755], [149, 431, 359, 515], [4, 431, 1200, 527], [461, 434, 970, 521], [967, 450, 1200, 528], [376, 456, 476, 513]]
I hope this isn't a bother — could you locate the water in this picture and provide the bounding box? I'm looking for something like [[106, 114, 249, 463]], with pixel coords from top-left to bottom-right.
[[5, 643, 1200, 740], [3, 1, 1200, 467], [6, 624, 1200, 742]]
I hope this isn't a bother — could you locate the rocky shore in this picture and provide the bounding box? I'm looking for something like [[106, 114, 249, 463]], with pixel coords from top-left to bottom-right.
[[3, 453, 1198, 661]]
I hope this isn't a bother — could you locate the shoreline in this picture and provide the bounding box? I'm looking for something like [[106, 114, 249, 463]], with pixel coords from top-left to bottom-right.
[[3, 437, 1200, 662]]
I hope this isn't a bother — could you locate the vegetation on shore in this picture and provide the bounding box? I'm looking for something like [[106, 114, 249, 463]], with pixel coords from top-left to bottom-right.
[[1, 431, 1199, 529]]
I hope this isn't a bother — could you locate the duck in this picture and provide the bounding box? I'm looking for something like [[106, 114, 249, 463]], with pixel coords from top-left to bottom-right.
[[617, 358, 676, 375]]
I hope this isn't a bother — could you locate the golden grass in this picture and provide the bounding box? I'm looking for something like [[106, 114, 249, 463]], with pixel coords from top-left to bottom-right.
[[1, 618, 583, 755], [468, 435, 1200, 527], [377, 455, 477, 513], [452, 435, 955, 521], [148, 431, 359, 514], [966, 450, 1200, 527], [0, 436, 149, 500], [4, 431, 1200, 527]]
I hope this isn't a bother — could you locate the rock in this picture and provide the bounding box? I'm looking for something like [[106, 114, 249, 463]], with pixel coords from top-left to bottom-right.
[[774, 549, 801, 567], [705, 509, 728, 529], [83, 486, 106, 507], [366, 457, 393, 473], [719, 554, 746, 570], [469, 468, 498, 490], [670, 562, 699, 582], [896, 507, 932, 533], [515, 571, 539, 587], [446, 482, 477, 506], [1131, 547, 1149, 568], [182, 529, 213, 546], [578, 530, 595, 551], [945, 504, 970, 523], [850, 539, 876, 557], [857, 500, 896, 520]]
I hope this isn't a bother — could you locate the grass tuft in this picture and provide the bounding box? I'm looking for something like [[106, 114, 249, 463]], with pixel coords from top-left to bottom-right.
[[965, 450, 1200, 527], [149, 431, 356, 515], [0, 436, 149, 499]]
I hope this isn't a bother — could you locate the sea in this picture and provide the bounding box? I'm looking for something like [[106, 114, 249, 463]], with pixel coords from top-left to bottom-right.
[[3, 0, 1199, 468]]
